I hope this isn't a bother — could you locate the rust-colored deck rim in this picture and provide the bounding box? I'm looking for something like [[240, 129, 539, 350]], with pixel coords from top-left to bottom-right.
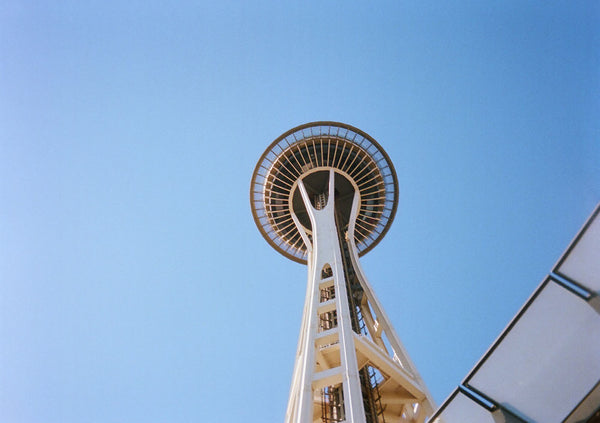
[[250, 122, 399, 264]]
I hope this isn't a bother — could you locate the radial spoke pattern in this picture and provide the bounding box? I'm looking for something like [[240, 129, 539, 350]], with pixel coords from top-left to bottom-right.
[[251, 122, 398, 264]]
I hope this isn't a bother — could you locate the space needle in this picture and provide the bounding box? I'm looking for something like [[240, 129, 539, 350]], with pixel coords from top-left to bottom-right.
[[251, 122, 435, 423]]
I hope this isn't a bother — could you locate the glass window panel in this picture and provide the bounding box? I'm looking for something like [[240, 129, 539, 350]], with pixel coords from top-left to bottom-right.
[[430, 391, 496, 423], [556, 209, 600, 292], [467, 281, 600, 423]]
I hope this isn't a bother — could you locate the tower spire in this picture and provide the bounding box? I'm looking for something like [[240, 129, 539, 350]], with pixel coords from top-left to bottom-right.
[[251, 122, 435, 423]]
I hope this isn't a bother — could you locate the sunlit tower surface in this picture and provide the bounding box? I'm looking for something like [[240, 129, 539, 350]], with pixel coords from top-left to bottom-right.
[[251, 122, 435, 423]]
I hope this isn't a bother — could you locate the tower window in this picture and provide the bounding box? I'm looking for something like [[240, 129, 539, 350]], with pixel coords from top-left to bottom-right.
[[321, 264, 333, 279]]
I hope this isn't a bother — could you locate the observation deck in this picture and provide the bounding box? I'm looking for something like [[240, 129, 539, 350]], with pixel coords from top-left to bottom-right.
[[250, 122, 399, 264]]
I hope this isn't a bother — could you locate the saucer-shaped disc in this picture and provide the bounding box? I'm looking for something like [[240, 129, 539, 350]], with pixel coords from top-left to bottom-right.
[[250, 122, 398, 264]]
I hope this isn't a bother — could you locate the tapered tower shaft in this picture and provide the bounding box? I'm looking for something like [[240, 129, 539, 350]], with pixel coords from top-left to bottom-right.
[[285, 170, 433, 423]]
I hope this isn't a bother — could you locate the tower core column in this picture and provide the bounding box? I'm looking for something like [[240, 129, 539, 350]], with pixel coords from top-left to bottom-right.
[[290, 169, 367, 423]]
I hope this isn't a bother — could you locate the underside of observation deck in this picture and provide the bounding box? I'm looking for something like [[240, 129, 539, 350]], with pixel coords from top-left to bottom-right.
[[250, 122, 398, 264]]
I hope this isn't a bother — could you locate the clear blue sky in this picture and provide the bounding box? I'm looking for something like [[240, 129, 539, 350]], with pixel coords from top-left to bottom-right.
[[1, 2, 598, 422]]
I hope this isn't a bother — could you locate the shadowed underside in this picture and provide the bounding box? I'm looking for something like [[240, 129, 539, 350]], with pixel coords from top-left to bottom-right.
[[250, 122, 398, 264]]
